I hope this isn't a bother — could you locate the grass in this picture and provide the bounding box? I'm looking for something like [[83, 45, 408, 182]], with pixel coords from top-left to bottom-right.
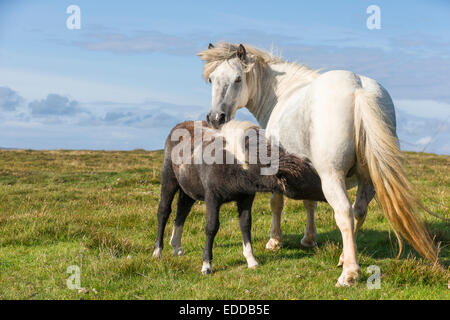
[[0, 149, 448, 300]]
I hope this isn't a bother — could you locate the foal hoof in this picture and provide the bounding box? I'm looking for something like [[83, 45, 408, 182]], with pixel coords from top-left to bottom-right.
[[300, 237, 317, 248], [247, 259, 259, 269], [152, 248, 162, 259], [201, 262, 212, 275], [172, 247, 184, 256], [265, 238, 281, 251], [201, 268, 212, 275]]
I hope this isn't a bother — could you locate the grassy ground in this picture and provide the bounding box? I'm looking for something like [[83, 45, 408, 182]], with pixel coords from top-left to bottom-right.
[[0, 149, 448, 300]]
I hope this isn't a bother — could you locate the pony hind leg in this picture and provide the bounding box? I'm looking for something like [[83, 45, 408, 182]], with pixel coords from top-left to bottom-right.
[[153, 164, 179, 258], [320, 173, 360, 287], [237, 195, 258, 268], [265, 193, 284, 250], [301, 200, 318, 248], [337, 178, 375, 267], [170, 189, 195, 256]]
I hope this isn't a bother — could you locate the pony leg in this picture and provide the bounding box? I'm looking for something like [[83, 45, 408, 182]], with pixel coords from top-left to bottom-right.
[[320, 174, 360, 287], [265, 193, 284, 250], [153, 168, 179, 258], [201, 194, 221, 275], [237, 195, 258, 268], [170, 190, 195, 256], [353, 180, 375, 233], [301, 200, 317, 248], [337, 179, 375, 266]]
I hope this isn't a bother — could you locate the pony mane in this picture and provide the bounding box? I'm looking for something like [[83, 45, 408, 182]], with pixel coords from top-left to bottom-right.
[[197, 42, 281, 81], [196, 42, 319, 82]]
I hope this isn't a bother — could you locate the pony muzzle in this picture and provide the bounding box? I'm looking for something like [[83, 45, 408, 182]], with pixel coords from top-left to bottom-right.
[[207, 111, 226, 128]]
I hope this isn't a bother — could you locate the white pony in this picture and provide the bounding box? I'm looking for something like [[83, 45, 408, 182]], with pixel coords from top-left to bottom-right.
[[197, 42, 438, 286]]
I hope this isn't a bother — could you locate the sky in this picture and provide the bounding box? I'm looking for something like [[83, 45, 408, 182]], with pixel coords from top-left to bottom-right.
[[0, 0, 449, 153]]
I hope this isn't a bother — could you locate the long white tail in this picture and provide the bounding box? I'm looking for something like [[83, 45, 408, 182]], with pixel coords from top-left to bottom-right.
[[354, 88, 438, 263]]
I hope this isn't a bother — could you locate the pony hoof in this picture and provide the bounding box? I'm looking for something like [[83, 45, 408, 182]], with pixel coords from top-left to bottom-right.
[[265, 238, 281, 251], [152, 248, 162, 259], [335, 267, 360, 287], [300, 237, 317, 248], [172, 248, 184, 256]]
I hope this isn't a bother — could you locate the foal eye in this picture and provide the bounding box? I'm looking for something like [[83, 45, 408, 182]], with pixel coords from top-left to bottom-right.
[[208, 78, 212, 84], [235, 76, 242, 83]]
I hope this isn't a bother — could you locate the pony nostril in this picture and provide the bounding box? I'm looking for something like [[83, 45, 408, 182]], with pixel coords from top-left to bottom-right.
[[206, 113, 211, 124], [218, 113, 226, 124]]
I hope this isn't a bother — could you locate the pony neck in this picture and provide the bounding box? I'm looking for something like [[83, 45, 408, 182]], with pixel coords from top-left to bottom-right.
[[246, 61, 319, 128]]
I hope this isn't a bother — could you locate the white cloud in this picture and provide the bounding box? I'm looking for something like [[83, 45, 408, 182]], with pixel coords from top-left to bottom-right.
[[0, 67, 176, 104], [0, 86, 24, 111]]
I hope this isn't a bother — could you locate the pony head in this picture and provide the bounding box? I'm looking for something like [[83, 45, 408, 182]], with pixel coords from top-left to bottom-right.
[[197, 42, 272, 128]]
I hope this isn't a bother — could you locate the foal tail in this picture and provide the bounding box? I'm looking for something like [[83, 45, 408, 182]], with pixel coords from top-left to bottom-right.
[[353, 88, 439, 263]]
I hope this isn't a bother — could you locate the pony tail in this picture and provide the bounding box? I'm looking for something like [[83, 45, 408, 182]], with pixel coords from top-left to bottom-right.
[[354, 88, 439, 263]]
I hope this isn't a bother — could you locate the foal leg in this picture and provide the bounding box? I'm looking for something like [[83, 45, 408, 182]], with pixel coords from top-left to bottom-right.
[[265, 193, 284, 250], [201, 194, 221, 275], [337, 179, 375, 267], [321, 174, 360, 287], [153, 170, 179, 258], [237, 195, 258, 268], [170, 189, 195, 256], [301, 200, 318, 248]]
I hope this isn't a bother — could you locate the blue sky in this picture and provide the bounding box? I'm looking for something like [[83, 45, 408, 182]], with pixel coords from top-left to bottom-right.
[[0, 0, 449, 153]]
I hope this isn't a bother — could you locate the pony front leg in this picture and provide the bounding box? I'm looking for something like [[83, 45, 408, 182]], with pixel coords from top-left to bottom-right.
[[301, 200, 317, 248], [321, 174, 360, 287], [237, 195, 258, 268], [201, 195, 221, 275], [265, 193, 284, 250]]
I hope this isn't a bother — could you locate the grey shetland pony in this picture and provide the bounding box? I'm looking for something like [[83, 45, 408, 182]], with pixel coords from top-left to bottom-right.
[[152, 120, 324, 274]]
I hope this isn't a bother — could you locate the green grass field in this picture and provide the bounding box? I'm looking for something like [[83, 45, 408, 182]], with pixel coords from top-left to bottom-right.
[[0, 149, 448, 300]]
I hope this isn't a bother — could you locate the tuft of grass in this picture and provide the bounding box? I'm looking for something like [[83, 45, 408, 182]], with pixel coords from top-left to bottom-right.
[[0, 149, 448, 300]]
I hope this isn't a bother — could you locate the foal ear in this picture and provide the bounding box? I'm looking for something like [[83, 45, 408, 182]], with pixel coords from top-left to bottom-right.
[[208, 43, 215, 49], [237, 44, 246, 61]]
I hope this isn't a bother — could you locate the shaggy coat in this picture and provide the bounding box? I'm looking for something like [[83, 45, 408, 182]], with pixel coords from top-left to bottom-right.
[[153, 120, 324, 274]]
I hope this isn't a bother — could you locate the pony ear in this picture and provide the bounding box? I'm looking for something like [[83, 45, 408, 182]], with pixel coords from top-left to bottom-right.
[[237, 44, 246, 61], [208, 43, 215, 49]]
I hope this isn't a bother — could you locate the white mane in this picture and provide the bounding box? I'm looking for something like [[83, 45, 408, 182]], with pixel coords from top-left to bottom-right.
[[197, 42, 320, 127]]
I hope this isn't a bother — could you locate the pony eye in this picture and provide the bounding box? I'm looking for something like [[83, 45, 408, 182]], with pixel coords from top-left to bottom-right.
[[235, 76, 242, 83], [208, 78, 212, 83]]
